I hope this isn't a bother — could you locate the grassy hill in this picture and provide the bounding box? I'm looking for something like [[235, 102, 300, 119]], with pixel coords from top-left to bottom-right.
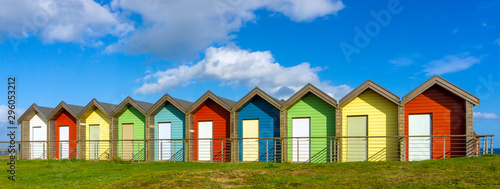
[[1, 155, 499, 188]]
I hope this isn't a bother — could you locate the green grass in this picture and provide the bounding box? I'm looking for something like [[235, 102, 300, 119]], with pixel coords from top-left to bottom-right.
[[1, 155, 499, 188]]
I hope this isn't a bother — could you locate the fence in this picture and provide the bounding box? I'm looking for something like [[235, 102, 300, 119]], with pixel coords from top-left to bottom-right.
[[1, 135, 494, 162]]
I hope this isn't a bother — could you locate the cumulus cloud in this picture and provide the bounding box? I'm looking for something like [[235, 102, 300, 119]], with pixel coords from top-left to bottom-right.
[[423, 53, 480, 76], [1, 0, 344, 58], [107, 0, 344, 59], [0, 105, 25, 124], [135, 45, 351, 99], [0, 0, 133, 44], [474, 112, 500, 121]]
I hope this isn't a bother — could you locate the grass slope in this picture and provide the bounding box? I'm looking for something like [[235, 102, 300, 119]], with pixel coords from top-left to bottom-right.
[[1, 155, 499, 188]]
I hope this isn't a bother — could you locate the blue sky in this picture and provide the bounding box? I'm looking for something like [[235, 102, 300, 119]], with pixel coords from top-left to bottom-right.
[[1, 0, 499, 142]]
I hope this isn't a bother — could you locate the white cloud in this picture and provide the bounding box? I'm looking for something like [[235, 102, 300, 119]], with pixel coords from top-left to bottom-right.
[[0, 105, 25, 124], [389, 53, 421, 67], [106, 0, 344, 59], [423, 53, 480, 76], [1, 0, 344, 58], [474, 112, 500, 121], [495, 39, 500, 45], [135, 45, 352, 99], [0, 0, 133, 44], [263, 0, 345, 21]]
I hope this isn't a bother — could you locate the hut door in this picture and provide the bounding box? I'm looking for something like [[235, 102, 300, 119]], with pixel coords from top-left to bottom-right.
[[158, 122, 172, 160], [122, 124, 134, 160], [59, 126, 69, 159], [347, 116, 367, 162], [409, 114, 432, 161], [198, 121, 213, 161], [32, 127, 43, 159], [242, 119, 259, 162], [292, 118, 310, 162], [89, 125, 100, 160]]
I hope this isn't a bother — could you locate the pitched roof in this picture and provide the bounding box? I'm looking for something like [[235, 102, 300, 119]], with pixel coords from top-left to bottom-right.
[[147, 93, 193, 115], [187, 91, 236, 114], [47, 101, 85, 120], [67, 104, 85, 115], [111, 97, 153, 116], [38, 106, 54, 117], [17, 103, 54, 124], [283, 83, 337, 110], [218, 96, 237, 107], [339, 80, 400, 107], [77, 99, 118, 118], [99, 102, 119, 114], [232, 87, 282, 112], [174, 98, 194, 110], [135, 100, 154, 112], [402, 75, 480, 106]]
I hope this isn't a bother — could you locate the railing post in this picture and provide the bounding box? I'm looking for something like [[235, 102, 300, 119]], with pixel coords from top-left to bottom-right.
[[330, 138, 332, 163], [274, 139, 277, 163], [491, 137, 494, 155], [443, 137, 446, 159], [221, 140, 224, 163], [266, 140, 269, 163], [335, 138, 339, 162], [109, 140, 112, 161], [174, 140, 176, 162], [486, 138, 489, 154], [297, 138, 299, 163], [210, 140, 213, 163], [476, 140, 479, 156], [95, 141, 101, 161], [43, 142, 46, 159], [483, 138, 486, 155]]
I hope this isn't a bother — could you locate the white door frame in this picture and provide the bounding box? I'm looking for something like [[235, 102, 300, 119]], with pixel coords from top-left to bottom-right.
[[409, 114, 432, 161], [198, 121, 213, 161], [292, 118, 310, 163], [158, 122, 172, 161], [59, 126, 69, 159]]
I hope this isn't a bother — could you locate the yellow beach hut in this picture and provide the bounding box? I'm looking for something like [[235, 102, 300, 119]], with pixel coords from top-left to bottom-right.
[[338, 80, 401, 162]]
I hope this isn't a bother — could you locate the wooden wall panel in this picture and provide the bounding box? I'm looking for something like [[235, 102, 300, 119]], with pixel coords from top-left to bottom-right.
[[404, 85, 466, 159], [287, 93, 336, 163], [341, 89, 399, 162], [193, 99, 230, 162], [54, 110, 77, 159]]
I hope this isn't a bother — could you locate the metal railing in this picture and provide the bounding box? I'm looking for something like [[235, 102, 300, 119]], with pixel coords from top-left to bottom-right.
[[2, 135, 494, 163]]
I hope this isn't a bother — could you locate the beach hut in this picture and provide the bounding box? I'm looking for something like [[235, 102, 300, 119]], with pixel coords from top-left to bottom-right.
[[146, 93, 192, 161], [339, 80, 401, 162], [18, 104, 53, 159], [77, 99, 118, 160], [282, 84, 337, 163], [47, 102, 84, 159], [111, 97, 153, 161], [186, 91, 236, 162], [402, 75, 479, 160], [232, 87, 282, 162]]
